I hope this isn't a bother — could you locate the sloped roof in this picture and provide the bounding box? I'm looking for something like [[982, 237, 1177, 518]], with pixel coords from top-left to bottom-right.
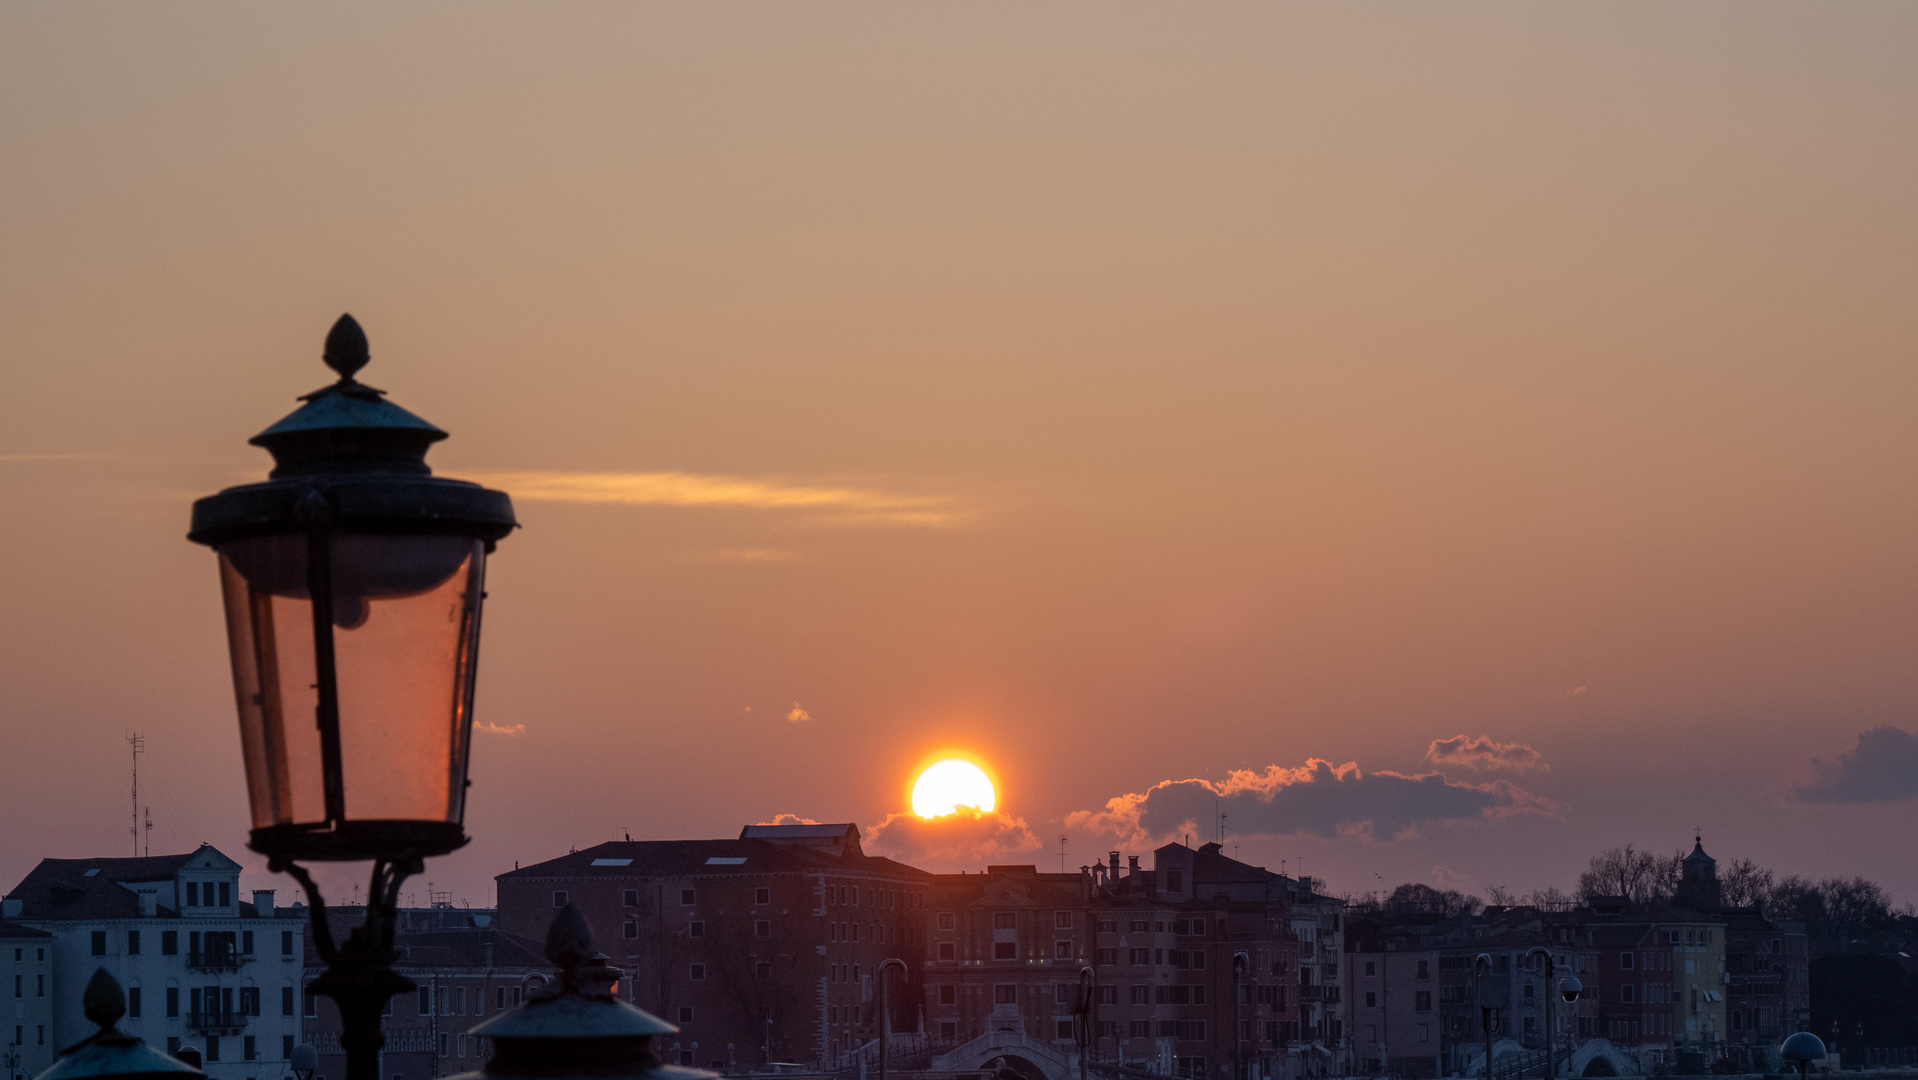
[[739, 823, 859, 842], [3, 846, 234, 921], [498, 839, 930, 883]]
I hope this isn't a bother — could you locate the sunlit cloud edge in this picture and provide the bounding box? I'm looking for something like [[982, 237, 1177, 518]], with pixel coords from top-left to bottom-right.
[[464, 470, 970, 527]]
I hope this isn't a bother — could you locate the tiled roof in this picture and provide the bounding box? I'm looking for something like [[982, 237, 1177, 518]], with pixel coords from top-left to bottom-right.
[[3, 845, 235, 922], [498, 839, 931, 883]]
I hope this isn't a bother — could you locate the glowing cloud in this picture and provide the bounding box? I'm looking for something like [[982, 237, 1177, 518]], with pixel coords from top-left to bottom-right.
[[786, 703, 812, 723], [464, 470, 966, 527], [1068, 758, 1557, 845], [474, 721, 526, 737], [867, 808, 1041, 867], [1424, 735, 1546, 773]]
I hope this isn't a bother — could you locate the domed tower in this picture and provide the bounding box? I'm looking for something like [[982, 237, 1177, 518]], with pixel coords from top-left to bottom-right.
[[1674, 834, 1721, 910]]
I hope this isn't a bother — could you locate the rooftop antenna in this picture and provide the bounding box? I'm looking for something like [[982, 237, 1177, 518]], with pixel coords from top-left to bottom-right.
[[143, 807, 152, 859], [126, 733, 144, 858], [1059, 835, 1068, 873]]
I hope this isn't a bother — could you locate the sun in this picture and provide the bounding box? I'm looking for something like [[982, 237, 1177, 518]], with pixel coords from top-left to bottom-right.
[[911, 759, 997, 818]]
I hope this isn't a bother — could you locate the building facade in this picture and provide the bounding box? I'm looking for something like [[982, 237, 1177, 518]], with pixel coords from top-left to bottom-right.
[[496, 823, 932, 1072], [1, 923, 55, 1080], [1, 846, 304, 1080]]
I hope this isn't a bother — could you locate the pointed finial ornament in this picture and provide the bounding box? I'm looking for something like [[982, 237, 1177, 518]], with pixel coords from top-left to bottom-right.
[[323, 314, 370, 382], [83, 968, 126, 1031]]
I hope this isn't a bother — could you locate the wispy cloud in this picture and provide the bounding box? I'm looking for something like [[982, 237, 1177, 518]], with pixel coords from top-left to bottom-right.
[[786, 703, 812, 723], [759, 814, 821, 827], [1425, 735, 1546, 773], [1067, 757, 1558, 846], [465, 471, 967, 527], [474, 721, 526, 737]]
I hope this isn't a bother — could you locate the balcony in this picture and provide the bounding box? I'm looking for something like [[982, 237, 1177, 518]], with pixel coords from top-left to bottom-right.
[[187, 950, 246, 972], [187, 1011, 249, 1034]]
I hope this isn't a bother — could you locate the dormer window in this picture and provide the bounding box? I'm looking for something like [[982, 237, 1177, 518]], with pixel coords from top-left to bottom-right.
[[186, 883, 199, 907]]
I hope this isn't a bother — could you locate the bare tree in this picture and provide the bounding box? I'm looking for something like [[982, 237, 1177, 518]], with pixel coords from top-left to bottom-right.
[[1381, 883, 1482, 918], [1526, 887, 1576, 912], [1719, 858, 1775, 909], [1575, 845, 1680, 905], [1486, 885, 1517, 907]]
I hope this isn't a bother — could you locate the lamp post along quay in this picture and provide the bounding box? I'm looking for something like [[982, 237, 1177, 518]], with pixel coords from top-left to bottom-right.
[[187, 315, 517, 1080]]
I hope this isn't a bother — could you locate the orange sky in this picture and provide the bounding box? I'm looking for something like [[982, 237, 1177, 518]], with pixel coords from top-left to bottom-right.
[[3, 4, 1917, 907]]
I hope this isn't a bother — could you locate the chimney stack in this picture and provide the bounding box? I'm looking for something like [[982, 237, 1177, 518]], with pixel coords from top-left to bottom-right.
[[253, 890, 275, 917]]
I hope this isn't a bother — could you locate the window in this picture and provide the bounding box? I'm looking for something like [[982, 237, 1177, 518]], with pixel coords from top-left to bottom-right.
[[994, 985, 1018, 1005], [1364, 961, 1375, 976], [1164, 871, 1182, 892], [1129, 948, 1150, 965], [127, 930, 141, 956], [1418, 1023, 1430, 1044], [1524, 983, 1535, 1000], [284, 1036, 295, 1060], [552, 891, 568, 908], [282, 986, 295, 1017], [1621, 952, 1634, 970], [281, 931, 294, 956], [1621, 985, 1635, 1004], [206, 1036, 220, 1062], [305, 989, 318, 1017], [756, 921, 771, 937], [624, 921, 638, 939], [1130, 985, 1150, 1004], [167, 987, 180, 1018], [240, 987, 261, 1016], [242, 931, 253, 955], [690, 965, 706, 981], [756, 888, 772, 905], [497, 988, 506, 1010], [681, 889, 696, 906], [1056, 1020, 1075, 1040], [938, 912, 956, 931], [849, 887, 859, 905], [688, 921, 704, 938], [91, 931, 107, 957], [993, 942, 1018, 960], [244, 1036, 257, 1061], [128, 987, 142, 1018], [678, 1007, 694, 1024], [938, 943, 955, 960], [1055, 941, 1073, 960], [1417, 959, 1429, 979], [994, 912, 1016, 930], [1098, 948, 1118, 965], [1365, 992, 1376, 1008], [1055, 912, 1074, 929], [1098, 920, 1118, 933], [220, 883, 231, 907], [36, 975, 43, 997], [939, 984, 957, 1005], [186, 883, 199, 907], [1130, 1020, 1151, 1038], [455, 987, 467, 1015], [623, 890, 639, 907], [755, 962, 771, 979], [1415, 991, 1431, 1012], [439, 1034, 450, 1057], [1130, 921, 1149, 933], [942, 1022, 958, 1040]]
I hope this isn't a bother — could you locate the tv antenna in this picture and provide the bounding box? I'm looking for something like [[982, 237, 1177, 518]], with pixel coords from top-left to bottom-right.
[[1059, 836, 1068, 873], [126, 733, 144, 858]]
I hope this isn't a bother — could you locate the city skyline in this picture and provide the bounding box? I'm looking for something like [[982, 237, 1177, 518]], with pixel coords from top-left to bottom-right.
[[4, 4, 1918, 911]]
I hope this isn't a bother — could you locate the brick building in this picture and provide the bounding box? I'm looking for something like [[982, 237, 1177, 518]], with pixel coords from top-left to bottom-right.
[[495, 823, 931, 1071], [299, 906, 546, 1080]]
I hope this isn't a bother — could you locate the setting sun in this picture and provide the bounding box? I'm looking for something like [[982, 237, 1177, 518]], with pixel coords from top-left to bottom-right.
[[910, 759, 997, 818]]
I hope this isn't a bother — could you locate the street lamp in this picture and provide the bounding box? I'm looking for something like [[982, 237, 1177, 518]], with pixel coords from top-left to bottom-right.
[[1780, 1033, 1826, 1080], [1475, 954, 1496, 1080], [189, 315, 516, 1080], [1524, 949, 1575, 1080], [1077, 965, 1100, 1080], [290, 1044, 318, 1080]]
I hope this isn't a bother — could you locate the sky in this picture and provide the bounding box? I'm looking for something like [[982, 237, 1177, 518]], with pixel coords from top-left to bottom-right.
[[2, 3, 1917, 911]]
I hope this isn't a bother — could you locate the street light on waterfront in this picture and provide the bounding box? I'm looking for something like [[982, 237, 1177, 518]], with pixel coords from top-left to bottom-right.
[[189, 314, 517, 1080]]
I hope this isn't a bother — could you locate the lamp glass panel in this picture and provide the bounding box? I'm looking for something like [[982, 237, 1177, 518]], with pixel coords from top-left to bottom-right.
[[216, 533, 487, 829]]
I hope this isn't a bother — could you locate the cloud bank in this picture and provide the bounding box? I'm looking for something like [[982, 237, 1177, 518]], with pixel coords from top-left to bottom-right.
[[1425, 735, 1545, 772], [1793, 727, 1918, 804], [465, 471, 965, 527], [866, 809, 1043, 867], [1067, 759, 1556, 845]]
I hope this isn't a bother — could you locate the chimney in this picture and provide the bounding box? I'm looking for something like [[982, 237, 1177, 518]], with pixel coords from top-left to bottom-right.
[[1127, 855, 1140, 879], [1, 898, 21, 919], [1109, 852, 1121, 876], [253, 890, 275, 917]]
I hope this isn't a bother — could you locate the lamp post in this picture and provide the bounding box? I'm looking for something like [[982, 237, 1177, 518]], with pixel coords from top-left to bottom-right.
[[290, 1045, 317, 1080], [1522, 949, 1565, 1080], [1475, 954, 1496, 1080], [1076, 965, 1098, 1080], [1232, 953, 1248, 1080], [188, 315, 516, 1080], [875, 959, 906, 1080], [1557, 976, 1582, 1079]]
